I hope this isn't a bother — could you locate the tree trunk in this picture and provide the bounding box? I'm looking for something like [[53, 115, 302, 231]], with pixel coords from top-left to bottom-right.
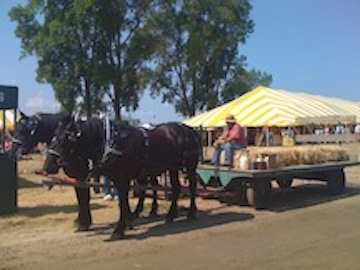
[[84, 78, 92, 118], [113, 84, 122, 121]]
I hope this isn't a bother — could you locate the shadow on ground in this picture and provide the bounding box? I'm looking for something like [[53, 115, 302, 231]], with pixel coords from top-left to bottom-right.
[[86, 205, 254, 241], [18, 177, 43, 189], [16, 203, 108, 218], [268, 182, 360, 212]]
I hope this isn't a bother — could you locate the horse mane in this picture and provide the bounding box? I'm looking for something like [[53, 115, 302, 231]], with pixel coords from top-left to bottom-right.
[[73, 118, 105, 162]]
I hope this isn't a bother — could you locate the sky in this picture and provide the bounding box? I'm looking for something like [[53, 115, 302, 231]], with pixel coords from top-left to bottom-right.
[[1, 0, 360, 124]]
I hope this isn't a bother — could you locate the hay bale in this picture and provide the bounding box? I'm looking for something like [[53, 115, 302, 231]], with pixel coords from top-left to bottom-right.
[[203, 146, 215, 161], [247, 146, 300, 167], [297, 147, 318, 164], [316, 145, 349, 162], [203, 144, 349, 169]]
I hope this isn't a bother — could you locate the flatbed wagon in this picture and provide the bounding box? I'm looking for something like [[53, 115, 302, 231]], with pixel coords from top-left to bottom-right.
[[196, 160, 360, 209]]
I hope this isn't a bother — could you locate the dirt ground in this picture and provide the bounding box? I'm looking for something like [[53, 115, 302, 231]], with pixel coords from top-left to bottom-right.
[[1, 143, 360, 270]]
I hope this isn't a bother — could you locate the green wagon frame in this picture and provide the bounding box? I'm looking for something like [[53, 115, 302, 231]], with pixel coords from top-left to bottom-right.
[[196, 160, 360, 209]]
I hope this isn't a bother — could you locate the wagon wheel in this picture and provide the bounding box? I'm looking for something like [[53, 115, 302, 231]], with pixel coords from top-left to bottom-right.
[[246, 179, 272, 209], [225, 178, 248, 206], [276, 177, 293, 189], [327, 169, 345, 195]]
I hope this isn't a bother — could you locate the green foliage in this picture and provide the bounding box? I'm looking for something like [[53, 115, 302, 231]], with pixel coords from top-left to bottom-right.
[[9, 0, 156, 119], [147, 0, 269, 117], [9, 0, 272, 119]]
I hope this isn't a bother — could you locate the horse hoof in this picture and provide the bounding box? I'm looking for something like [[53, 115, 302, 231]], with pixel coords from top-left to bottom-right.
[[127, 222, 135, 230], [131, 213, 140, 221], [75, 224, 90, 232], [148, 212, 158, 218], [106, 232, 124, 241]]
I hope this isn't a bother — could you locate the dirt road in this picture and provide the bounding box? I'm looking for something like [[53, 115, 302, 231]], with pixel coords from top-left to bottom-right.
[[1, 144, 360, 270]]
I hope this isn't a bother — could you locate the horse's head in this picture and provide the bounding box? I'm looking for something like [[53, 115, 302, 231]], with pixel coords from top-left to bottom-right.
[[43, 118, 89, 180], [9, 114, 41, 157]]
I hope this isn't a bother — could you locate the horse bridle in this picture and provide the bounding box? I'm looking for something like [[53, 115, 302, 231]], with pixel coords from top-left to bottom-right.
[[46, 129, 84, 167], [10, 116, 40, 147], [24, 116, 40, 136], [47, 126, 105, 172]]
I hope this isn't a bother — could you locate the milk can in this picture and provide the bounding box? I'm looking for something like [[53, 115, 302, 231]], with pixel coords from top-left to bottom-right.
[[239, 150, 249, 170]]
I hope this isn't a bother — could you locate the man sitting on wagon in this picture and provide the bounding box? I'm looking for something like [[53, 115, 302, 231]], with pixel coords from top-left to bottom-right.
[[211, 114, 247, 167]]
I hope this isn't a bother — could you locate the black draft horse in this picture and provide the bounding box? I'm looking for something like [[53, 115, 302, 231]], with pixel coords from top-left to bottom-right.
[[9, 112, 70, 158], [43, 118, 162, 232], [43, 117, 105, 229], [43, 118, 200, 240]]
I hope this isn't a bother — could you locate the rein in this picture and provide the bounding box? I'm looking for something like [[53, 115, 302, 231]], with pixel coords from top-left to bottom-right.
[[5, 129, 23, 145]]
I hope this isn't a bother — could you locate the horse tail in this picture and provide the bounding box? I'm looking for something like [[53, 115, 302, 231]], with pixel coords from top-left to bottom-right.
[[180, 124, 200, 169]]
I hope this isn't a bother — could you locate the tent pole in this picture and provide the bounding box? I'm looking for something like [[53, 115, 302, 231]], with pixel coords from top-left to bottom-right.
[[257, 128, 264, 146], [208, 129, 212, 147], [199, 125, 204, 163], [266, 127, 269, 146]]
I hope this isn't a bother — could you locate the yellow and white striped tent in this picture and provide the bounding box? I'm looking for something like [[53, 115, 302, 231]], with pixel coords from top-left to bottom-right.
[[184, 86, 360, 128], [0, 110, 20, 131]]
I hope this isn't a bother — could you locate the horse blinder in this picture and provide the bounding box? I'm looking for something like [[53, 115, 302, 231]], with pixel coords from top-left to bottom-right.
[[65, 130, 82, 142], [26, 118, 39, 136]]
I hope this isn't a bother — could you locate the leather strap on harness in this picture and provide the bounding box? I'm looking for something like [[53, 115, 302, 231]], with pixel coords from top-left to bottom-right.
[[139, 128, 150, 161]]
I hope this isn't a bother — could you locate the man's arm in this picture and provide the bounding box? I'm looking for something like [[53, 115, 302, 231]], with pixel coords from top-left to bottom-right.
[[218, 128, 229, 140]]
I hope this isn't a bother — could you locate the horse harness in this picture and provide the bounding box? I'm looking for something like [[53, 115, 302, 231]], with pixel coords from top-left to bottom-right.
[[105, 126, 150, 162], [105, 123, 197, 173]]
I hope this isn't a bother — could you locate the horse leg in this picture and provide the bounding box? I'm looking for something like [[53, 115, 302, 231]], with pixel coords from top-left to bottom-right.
[[149, 176, 159, 217], [74, 187, 92, 231], [166, 170, 180, 223], [187, 169, 197, 220], [110, 180, 130, 240], [132, 177, 147, 220], [132, 176, 159, 219]]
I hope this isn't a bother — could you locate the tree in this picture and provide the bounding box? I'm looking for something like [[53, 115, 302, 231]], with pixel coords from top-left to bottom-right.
[[10, 0, 271, 120], [9, 0, 156, 119], [9, 0, 105, 117], [92, 1, 158, 119], [148, 0, 270, 117]]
